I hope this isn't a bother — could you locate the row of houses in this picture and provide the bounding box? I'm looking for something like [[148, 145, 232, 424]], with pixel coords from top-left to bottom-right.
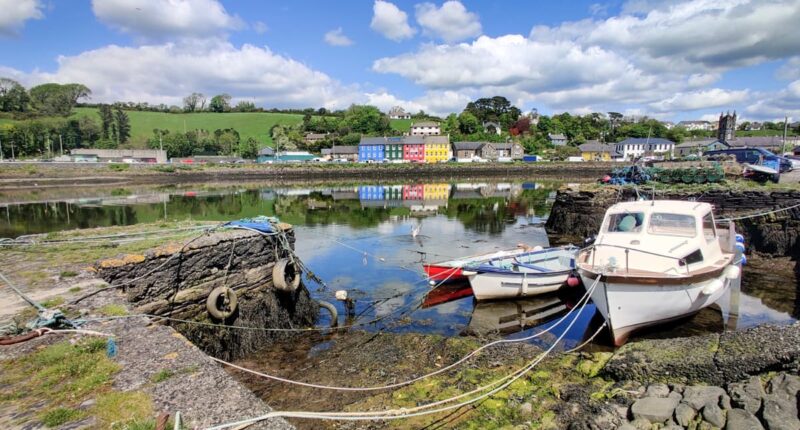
[[356, 135, 524, 163], [578, 135, 800, 161]]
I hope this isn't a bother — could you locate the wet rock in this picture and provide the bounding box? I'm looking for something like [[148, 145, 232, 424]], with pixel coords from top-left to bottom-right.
[[725, 409, 764, 430], [760, 373, 800, 430], [646, 383, 670, 398], [630, 397, 679, 423], [683, 385, 727, 410], [675, 402, 697, 427], [728, 376, 764, 414], [702, 402, 726, 428], [715, 324, 800, 383], [766, 372, 800, 398]]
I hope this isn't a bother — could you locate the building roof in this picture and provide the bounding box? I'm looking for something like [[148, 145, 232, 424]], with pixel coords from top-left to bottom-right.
[[388, 106, 406, 115], [727, 136, 787, 148], [331, 145, 358, 154], [71, 148, 165, 157], [321, 148, 332, 155], [677, 120, 711, 125], [493, 142, 520, 150], [578, 141, 614, 152], [403, 135, 425, 144], [548, 133, 566, 140], [411, 121, 439, 127], [617, 137, 675, 146], [359, 136, 388, 146], [423, 135, 449, 144], [453, 141, 489, 151], [258, 147, 275, 156], [304, 133, 327, 139], [675, 139, 722, 148]]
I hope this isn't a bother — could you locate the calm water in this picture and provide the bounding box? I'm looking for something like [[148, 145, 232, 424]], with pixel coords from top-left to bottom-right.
[[1, 181, 796, 347]]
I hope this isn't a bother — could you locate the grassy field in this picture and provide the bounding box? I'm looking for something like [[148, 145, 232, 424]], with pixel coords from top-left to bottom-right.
[[390, 118, 413, 133], [1, 108, 313, 147]]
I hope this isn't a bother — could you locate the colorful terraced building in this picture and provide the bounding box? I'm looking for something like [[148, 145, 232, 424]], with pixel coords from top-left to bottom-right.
[[358, 135, 452, 163]]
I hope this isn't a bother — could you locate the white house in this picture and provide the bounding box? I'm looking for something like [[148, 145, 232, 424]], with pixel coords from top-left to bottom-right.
[[614, 138, 676, 160], [548, 133, 567, 146], [677, 120, 713, 131], [410, 121, 441, 136], [388, 106, 411, 120]]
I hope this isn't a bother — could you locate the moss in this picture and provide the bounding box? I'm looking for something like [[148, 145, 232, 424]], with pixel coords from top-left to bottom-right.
[[68, 286, 82, 293], [41, 407, 85, 427], [60, 270, 79, 278], [40, 296, 65, 308], [99, 304, 129, 317], [92, 391, 154, 429], [150, 369, 174, 383]]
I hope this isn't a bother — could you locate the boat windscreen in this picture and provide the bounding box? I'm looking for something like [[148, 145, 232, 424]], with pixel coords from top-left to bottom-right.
[[606, 212, 645, 233], [648, 213, 696, 237]]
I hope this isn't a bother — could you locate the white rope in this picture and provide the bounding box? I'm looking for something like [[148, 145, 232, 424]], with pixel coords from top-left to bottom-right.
[[565, 321, 607, 353], [209, 274, 600, 391], [717, 201, 800, 222], [203, 275, 601, 428]]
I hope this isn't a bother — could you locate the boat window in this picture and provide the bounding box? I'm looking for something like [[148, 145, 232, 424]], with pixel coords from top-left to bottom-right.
[[648, 213, 697, 237], [605, 212, 644, 233], [678, 249, 704, 266], [703, 212, 716, 243]]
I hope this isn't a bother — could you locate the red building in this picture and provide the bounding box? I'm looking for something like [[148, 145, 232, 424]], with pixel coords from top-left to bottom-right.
[[402, 184, 424, 200], [402, 136, 425, 162]]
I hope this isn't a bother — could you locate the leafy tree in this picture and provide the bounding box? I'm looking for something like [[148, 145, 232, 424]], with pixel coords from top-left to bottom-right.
[[114, 106, 131, 144], [233, 100, 256, 112], [342, 105, 390, 134], [0, 78, 30, 112], [464, 96, 521, 129], [238, 137, 259, 159], [183, 92, 205, 112], [78, 116, 101, 144], [209, 93, 232, 112], [29, 83, 90, 116], [458, 111, 480, 134], [98, 105, 114, 140], [442, 113, 459, 135]]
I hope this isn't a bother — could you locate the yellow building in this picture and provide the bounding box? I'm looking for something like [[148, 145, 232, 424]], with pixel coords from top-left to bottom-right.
[[579, 141, 616, 162], [423, 135, 451, 163], [423, 183, 451, 200]]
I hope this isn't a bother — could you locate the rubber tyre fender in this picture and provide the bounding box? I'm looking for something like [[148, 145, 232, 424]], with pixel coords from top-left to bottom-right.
[[206, 286, 238, 320], [273, 259, 301, 292]]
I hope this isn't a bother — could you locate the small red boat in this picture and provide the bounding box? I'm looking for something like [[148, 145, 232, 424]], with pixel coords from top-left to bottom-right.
[[423, 247, 534, 283]]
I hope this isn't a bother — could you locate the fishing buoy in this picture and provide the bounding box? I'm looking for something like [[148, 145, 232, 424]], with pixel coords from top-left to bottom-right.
[[532, 245, 544, 252], [741, 254, 747, 265], [206, 286, 238, 319], [335, 290, 348, 301], [566, 276, 580, 287], [702, 278, 725, 295], [734, 242, 745, 253], [273, 259, 301, 292], [723, 265, 741, 280], [735, 234, 745, 243]]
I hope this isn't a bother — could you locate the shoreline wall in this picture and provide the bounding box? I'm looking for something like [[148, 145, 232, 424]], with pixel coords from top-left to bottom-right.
[[93, 226, 318, 360]]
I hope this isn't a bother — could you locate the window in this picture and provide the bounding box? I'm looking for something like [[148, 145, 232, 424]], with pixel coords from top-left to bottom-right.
[[605, 212, 645, 233], [648, 213, 696, 237], [703, 212, 716, 243]]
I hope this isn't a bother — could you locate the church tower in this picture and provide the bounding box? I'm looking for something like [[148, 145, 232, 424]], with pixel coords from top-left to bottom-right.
[[718, 110, 736, 143]]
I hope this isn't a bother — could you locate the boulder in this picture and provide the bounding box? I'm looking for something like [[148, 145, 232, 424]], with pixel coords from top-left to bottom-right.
[[725, 409, 764, 430], [630, 397, 679, 423], [761, 373, 800, 430], [702, 402, 726, 428], [645, 384, 671, 398], [683, 385, 727, 410], [675, 402, 697, 427], [728, 376, 765, 414]]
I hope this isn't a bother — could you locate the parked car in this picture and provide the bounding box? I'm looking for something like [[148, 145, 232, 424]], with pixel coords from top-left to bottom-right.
[[704, 147, 792, 173]]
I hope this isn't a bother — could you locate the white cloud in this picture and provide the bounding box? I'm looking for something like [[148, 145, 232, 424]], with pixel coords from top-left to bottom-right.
[[11, 40, 358, 110], [415, 1, 481, 42], [252, 21, 268, 34], [364, 89, 470, 117], [324, 27, 353, 47], [0, 0, 43, 36], [777, 57, 800, 81], [370, 0, 415, 41], [649, 88, 750, 112], [92, 0, 244, 40], [745, 80, 800, 120]]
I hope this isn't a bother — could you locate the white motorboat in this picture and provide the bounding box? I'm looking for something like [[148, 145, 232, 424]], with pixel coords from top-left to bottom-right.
[[576, 200, 743, 346], [462, 246, 579, 301]]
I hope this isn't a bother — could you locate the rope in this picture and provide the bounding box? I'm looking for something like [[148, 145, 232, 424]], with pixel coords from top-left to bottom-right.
[[716, 201, 800, 222], [0, 271, 45, 311], [203, 274, 601, 429], [208, 275, 599, 392], [565, 321, 607, 353]]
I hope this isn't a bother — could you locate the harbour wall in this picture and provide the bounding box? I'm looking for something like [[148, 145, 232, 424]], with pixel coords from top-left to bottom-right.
[[545, 187, 800, 257], [93, 226, 318, 360]]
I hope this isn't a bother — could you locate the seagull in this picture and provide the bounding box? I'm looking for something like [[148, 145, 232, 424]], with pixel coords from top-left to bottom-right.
[[411, 222, 421, 238]]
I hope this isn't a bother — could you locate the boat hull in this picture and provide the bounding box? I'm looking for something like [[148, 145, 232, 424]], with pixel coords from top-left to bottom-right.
[[580, 269, 735, 346], [423, 248, 529, 283], [468, 270, 572, 301], [423, 264, 466, 282]]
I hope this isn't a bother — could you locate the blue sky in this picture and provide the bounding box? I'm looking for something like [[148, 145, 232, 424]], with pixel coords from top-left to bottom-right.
[[1, 0, 799, 122]]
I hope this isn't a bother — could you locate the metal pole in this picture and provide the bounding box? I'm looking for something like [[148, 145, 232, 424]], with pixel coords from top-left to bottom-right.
[[59, 134, 63, 156], [0, 135, 3, 162]]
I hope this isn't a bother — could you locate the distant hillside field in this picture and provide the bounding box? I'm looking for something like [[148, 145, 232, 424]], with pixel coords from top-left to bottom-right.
[[390, 118, 413, 133], [2, 108, 315, 147]]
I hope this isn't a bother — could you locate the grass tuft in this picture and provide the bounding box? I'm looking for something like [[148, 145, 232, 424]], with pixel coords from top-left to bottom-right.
[[60, 270, 79, 278], [98, 304, 129, 317], [150, 369, 174, 383], [41, 407, 85, 427], [93, 391, 154, 429], [40, 296, 65, 308]]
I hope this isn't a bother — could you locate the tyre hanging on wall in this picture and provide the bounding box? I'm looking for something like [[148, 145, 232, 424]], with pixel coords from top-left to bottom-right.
[[206, 286, 238, 319], [273, 258, 301, 292]]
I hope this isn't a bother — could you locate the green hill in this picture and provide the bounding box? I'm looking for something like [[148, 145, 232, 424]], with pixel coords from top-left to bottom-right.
[[390, 118, 413, 133], [2, 108, 312, 147]]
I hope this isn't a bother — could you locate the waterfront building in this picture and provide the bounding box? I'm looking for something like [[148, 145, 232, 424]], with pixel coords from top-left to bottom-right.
[[358, 137, 387, 162], [614, 138, 675, 160], [423, 135, 451, 163], [578, 141, 619, 161]]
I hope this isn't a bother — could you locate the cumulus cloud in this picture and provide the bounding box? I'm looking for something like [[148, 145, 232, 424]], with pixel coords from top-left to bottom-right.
[[415, 1, 481, 42], [745, 80, 800, 120], [364, 89, 471, 117], [777, 57, 800, 81], [11, 41, 358, 110], [324, 27, 353, 46], [92, 0, 244, 40], [370, 0, 415, 41], [0, 0, 43, 36], [649, 88, 750, 112], [252, 21, 268, 34]]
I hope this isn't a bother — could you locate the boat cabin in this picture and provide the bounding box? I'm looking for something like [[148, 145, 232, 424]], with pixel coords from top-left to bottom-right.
[[587, 200, 733, 275]]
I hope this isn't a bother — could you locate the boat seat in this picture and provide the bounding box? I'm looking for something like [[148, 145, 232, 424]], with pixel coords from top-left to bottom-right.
[[512, 259, 550, 272]]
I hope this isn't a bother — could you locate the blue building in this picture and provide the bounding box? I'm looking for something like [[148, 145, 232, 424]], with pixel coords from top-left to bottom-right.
[[358, 137, 387, 162]]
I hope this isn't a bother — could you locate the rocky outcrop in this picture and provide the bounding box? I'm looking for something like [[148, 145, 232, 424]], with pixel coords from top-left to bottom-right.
[[94, 226, 318, 360], [604, 323, 800, 386], [546, 187, 800, 257], [613, 373, 799, 430]]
